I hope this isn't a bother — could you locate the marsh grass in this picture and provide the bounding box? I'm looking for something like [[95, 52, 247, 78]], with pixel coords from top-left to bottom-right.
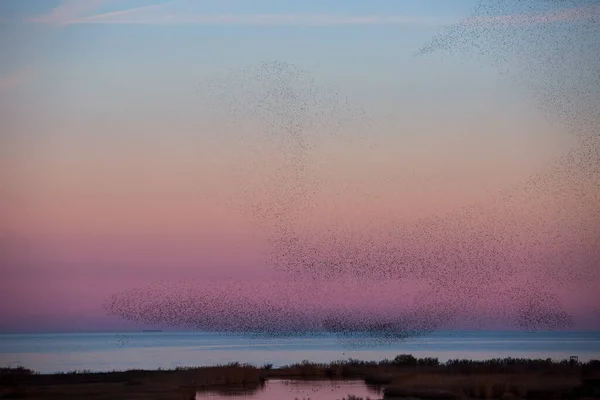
[[0, 363, 262, 400], [1, 356, 598, 399], [383, 371, 579, 399]]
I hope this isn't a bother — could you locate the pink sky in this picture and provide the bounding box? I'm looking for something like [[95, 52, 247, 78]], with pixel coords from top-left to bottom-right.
[[1, 0, 599, 333]]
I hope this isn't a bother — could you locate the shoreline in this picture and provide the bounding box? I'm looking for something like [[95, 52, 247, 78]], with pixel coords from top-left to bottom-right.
[[3, 330, 600, 375], [3, 329, 600, 335], [3, 354, 599, 376], [2, 356, 600, 399]]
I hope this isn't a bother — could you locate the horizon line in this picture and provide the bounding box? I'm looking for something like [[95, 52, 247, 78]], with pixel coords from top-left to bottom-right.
[[2, 328, 599, 335]]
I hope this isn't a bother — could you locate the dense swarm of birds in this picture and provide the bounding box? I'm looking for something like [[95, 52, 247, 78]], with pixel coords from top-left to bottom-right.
[[104, 278, 455, 343], [104, 0, 599, 343], [415, 0, 599, 328]]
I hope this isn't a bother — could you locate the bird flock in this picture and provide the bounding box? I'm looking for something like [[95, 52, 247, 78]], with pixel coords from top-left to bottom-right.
[[104, 0, 599, 343]]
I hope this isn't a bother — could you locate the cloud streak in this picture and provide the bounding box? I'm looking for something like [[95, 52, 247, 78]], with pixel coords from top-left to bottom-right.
[[70, 13, 453, 26], [30, 1, 454, 27], [28, 1, 599, 27], [28, 0, 116, 26]]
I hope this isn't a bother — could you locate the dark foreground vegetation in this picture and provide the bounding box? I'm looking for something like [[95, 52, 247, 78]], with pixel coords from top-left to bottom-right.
[[1, 356, 599, 399]]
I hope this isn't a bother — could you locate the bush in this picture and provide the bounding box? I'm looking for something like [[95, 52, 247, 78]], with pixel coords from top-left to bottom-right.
[[0, 367, 35, 386], [418, 357, 440, 366], [0, 367, 34, 376], [392, 354, 417, 366]]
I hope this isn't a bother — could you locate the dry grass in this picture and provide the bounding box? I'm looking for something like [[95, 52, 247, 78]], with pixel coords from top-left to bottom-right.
[[383, 371, 581, 399], [0, 364, 262, 400], [1, 356, 598, 399]]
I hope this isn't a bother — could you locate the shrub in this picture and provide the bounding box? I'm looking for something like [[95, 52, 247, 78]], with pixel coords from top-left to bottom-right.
[[392, 354, 417, 366]]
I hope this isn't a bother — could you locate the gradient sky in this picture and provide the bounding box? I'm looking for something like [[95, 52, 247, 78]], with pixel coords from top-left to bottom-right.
[[1, 0, 599, 333]]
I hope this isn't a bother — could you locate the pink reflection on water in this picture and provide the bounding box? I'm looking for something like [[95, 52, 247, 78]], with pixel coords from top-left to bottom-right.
[[196, 379, 381, 400]]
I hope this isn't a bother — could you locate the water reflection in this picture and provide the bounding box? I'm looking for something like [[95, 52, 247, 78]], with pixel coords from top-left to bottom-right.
[[196, 379, 382, 400]]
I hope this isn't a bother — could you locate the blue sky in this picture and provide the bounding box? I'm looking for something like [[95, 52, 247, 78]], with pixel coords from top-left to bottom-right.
[[1, 0, 596, 93], [0, 0, 477, 127], [1, 0, 597, 144]]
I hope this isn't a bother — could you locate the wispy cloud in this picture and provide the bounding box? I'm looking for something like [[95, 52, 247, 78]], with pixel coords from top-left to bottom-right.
[[0, 66, 33, 92], [72, 13, 453, 26], [463, 4, 600, 26], [30, 1, 453, 27], [28, 0, 131, 26], [30, 1, 598, 28]]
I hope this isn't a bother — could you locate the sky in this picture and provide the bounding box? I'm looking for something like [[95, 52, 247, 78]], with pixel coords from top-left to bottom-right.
[[0, 0, 599, 333]]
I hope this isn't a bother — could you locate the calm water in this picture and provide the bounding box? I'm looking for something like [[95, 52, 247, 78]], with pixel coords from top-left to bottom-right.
[[195, 379, 382, 400], [1, 331, 599, 373]]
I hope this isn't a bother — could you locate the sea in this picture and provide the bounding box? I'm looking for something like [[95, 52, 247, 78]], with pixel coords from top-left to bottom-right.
[[1, 331, 599, 374]]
